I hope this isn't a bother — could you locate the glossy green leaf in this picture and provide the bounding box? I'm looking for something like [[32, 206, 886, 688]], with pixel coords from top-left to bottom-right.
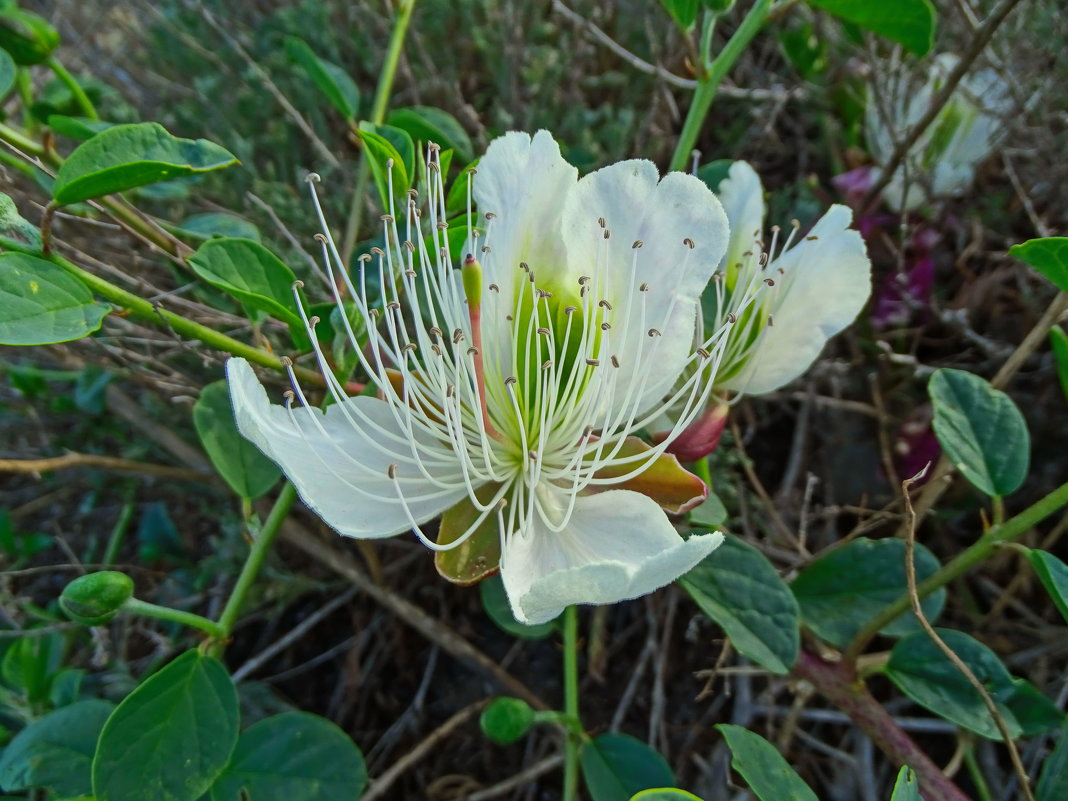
[[680, 536, 799, 674], [884, 629, 1021, 740], [695, 160, 732, 194], [1030, 549, 1068, 625], [1037, 728, 1068, 801], [1011, 237, 1068, 293], [630, 791, 704, 801], [193, 380, 281, 499], [358, 123, 414, 209], [1050, 326, 1068, 403], [48, 115, 116, 141], [388, 106, 473, 163], [0, 252, 109, 345], [480, 573, 557, 640], [717, 725, 818, 801], [580, 733, 674, 801], [790, 537, 946, 648], [658, 0, 700, 30], [0, 699, 113, 797], [209, 712, 367, 801], [889, 766, 921, 801], [93, 650, 239, 801], [176, 212, 260, 243], [188, 238, 300, 326], [806, 0, 935, 55], [0, 47, 13, 97], [929, 368, 1029, 497], [52, 122, 237, 205], [285, 37, 359, 120], [0, 7, 59, 65]]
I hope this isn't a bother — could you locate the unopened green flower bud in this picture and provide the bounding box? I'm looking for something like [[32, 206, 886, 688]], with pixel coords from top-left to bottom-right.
[[60, 571, 134, 626], [0, 8, 60, 65], [480, 696, 535, 745]]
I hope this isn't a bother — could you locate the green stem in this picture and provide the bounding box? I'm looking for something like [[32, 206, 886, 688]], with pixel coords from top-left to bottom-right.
[[341, 0, 417, 264], [102, 497, 136, 566], [843, 480, 1068, 664], [0, 236, 323, 385], [0, 120, 48, 158], [562, 605, 581, 801], [123, 598, 226, 639], [209, 482, 297, 657], [46, 57, 98, 120], [964, 744, 995, 801], [668, 0, 774, 172]]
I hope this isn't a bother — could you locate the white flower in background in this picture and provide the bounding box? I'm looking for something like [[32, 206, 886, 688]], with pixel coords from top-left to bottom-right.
[[653, 161, 871, 459], [227, 131, 767, 625], [866, 53, 1012, 212], [710, 161, 871, 396]]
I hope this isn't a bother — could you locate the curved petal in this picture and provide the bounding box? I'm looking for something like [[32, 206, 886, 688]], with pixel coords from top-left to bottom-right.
[[721, 205, 871, 395], [227, 358, 471, 538], [473, 130, 578, 301], [560, 161, 729, 416], [716, 161, 766, 279], [500, 488, 724, 625]]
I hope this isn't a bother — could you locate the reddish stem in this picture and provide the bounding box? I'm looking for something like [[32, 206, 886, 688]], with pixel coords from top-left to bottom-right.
[[793, 650, 972, 801]]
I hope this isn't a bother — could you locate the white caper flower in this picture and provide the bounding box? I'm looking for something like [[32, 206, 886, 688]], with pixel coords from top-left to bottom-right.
[[227, 131, 770, 624]]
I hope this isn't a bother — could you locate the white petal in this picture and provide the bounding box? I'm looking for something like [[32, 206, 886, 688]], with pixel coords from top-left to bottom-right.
[[722, 205, 871, 395], [474, 130, 578, 299], [716, 161, 767, 275], [560, 161, 729, 415], [227, 358, 471, 538], [500, 488, 724, 625]]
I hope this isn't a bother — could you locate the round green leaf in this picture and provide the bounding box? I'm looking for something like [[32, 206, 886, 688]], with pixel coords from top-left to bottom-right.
[[92, 650, 239, 801], [0, 252, 109, 345], [929, 368, 1030, 497], [716, 725, 818, 801], [388, 106, 473, 163], [193, 380, 281, 499], [790, 537, 946, 648], [188, 238, 300, 326], [806, 0, 935, 55], [285, 37, 359, 120], [1011, 237, 1068, 294], [479, 573, 557, 639], [884, 629, 1021, 740], [630, 790, 704, 801], [680, 536, 799, 674], [1029, 549, 1068, 625], [0, 699, 114, 797], [580, 733, 674, 801], [0, 7, 59, 65], [480, 697, 535, 745], [52, 122, 237, 205], [209, 712, 367, 801], [177, 212, 261, 243], [0, 47, 14, 97]]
